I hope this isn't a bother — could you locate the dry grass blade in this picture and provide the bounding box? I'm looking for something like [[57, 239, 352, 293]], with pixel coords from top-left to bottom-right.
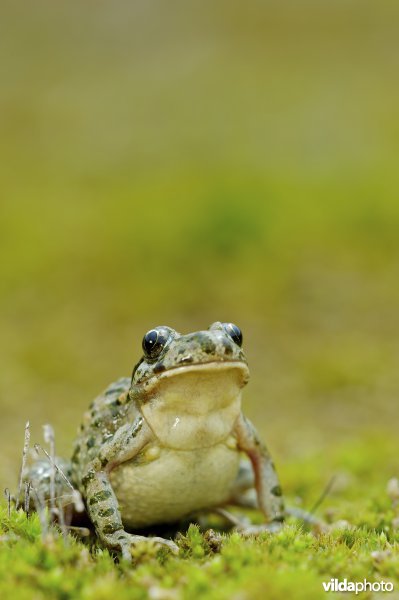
[[43, 424, 56, 519], [308, 476, 337, 516], [34, 444, 74, 491], [24, 482, 31, 516], [15, 421, 30, 510], [4, 489, 11, 518]]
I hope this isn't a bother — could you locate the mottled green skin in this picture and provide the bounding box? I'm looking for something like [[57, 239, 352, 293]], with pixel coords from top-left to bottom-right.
[[71, 377, 134, 483], [131, 325, 246, 388], [31, 322, 285, 560]]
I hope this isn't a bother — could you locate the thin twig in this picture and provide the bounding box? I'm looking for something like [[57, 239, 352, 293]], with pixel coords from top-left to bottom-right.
[[24, 481, 31, 516], [15, 421, 30, 510], [4, 489, 11, 518], [43, 424, 56, 519], [34, 444, 74, 490], [308, 476, 336, 516]]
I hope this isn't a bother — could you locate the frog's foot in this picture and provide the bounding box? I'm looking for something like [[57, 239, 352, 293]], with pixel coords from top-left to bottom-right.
[[103, 530, 179, 561], [214, 508, 283, 536], [285, 507, 326, 529], [236, 521, 283, 536], [147, 536, 179, 555]]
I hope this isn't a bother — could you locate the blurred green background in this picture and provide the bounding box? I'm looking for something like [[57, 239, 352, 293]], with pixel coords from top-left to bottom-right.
[[1, 1, 398, 500]]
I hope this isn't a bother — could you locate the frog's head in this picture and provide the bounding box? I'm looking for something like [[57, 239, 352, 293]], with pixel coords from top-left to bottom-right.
[[129, 323, 249, 450]]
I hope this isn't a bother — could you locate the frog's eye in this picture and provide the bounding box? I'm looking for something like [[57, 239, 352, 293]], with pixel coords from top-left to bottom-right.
[[222, 323, 243, 347], [142, 328, 169, 359]]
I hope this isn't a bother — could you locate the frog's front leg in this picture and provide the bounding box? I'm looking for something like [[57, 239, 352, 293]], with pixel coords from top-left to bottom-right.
[[81, 418, 178, 560], [234, 413, 285, 532]]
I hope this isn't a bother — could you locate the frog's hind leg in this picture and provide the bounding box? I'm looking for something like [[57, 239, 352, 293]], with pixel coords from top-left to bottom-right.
[[228, 459, 323, 528], [23, 458, 82, 525]]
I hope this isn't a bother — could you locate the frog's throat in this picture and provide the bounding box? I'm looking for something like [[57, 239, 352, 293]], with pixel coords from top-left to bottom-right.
[[135, 361, 249, 450], [132, 361, 249, 397]]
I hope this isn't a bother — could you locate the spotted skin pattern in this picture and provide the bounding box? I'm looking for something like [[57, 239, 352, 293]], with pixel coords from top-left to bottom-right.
[[27, 322, 284, 561]]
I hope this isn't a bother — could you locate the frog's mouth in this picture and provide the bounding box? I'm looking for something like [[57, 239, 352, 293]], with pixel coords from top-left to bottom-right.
[[133, 361, 249, 450], [136, 360, 249, 395]]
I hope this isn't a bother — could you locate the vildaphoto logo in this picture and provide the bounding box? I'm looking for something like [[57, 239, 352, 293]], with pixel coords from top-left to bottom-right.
[[322, 579, 394, 594]]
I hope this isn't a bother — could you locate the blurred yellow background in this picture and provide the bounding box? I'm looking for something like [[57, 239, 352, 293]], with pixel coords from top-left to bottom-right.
[[1, 1, 398, 497]]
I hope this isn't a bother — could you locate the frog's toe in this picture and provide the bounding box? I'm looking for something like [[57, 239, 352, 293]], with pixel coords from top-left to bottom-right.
[[120, 541, 134, 562], [104, 531, 178, 560], [151, 537, 179, 554], [101, 530, 135, 562]]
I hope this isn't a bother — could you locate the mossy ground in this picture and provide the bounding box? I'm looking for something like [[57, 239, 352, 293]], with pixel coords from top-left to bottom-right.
[[1, 434, 398, 599], [1, 512, 393, 600]]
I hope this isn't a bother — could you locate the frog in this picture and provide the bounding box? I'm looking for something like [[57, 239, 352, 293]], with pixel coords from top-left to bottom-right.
[[26, 322, 285, 560]]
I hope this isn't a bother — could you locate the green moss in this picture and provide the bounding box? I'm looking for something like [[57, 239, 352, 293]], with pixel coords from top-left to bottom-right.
[[1, 445, 398, 600]]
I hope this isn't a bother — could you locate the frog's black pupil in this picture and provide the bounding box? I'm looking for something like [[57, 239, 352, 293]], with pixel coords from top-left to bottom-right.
[[143, 330, 160, 357], [224, 323, 243, 347]]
